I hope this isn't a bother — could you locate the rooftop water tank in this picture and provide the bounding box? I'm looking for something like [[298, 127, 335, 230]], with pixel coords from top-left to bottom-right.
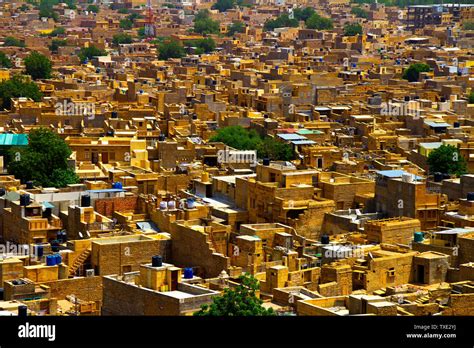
[[186, 198, 195, 209], [26, 181, 34, 189], [167, 200, 176, 210], [414, 232, 424, 243], [467, 192, 474, 201], [35, 245, 44, 259], [46, 255, 56, 266], [152, 255, 163, 267], [55, 254, 62, 265], [18, 305, 27, 317], [184, 268, 193, 279], [112, 182, 123, 189], [433, 172, 443, 182], [262, 158, 270, 166], [321, 234, 330, 245], [19, 194, 30, 207], [159, 201, 168, 210], [80, 194, 91, 207]]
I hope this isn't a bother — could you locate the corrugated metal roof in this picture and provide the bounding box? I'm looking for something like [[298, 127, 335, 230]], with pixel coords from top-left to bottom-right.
[[0, 134, 28, 146]]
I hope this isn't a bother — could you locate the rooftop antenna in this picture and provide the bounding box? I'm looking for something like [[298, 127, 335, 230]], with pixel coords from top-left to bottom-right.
[[144, 0, 155, 38]]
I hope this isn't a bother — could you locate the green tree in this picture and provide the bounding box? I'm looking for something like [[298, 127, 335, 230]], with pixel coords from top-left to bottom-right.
[[8, 128, 78, 187], [305, 13, 333, 30], [38, 0, 59, 21], [351, 6, 368, 18], [0, 52, 12, 68], [463, 21, 474, 30], [402, 63, 430, 82], [194, 274, 275, 316], [49, 26, 65, 37], [343, 22, 363, 36], [49, 39, 67, 53], [3, 36, 25, 47], [185, 37, 216, 54], [210, 126, 294, 161], [78, 46, 107, 62], [257, 137, 294, 161], [118, 8, 129, 14], [227, 21, 245, 36], [24, 51, 52, 80], [120, 18, 133, 29], [86, 4, 99, 13], [212, 0, 235, 12], [112, 33, 133, 45], [127, 13, 143, 21], [157, 39, 185, 60], [293, 7, 315, 21], [0, 75, 43, 110], [469, 91, 474, 104], [427, 144, 467, 176], [194, 10, 220, 34], [264, 14, 298, 31]]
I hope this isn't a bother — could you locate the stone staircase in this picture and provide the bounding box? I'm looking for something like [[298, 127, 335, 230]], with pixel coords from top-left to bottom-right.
[[69, 248, 92, 277]]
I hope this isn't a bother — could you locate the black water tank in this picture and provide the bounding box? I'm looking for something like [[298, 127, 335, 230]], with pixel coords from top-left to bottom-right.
[[158, 134, 166, 141], [26, 181, 34, 189], [35, 245, 44, 259], [42, 208, 52, 219], [262, 158, 270, 166], [18, 305, 27, 317], [453, 122, 460, 128], [0, 188, 5, 197], [20, 194, 30, 206], [152, 255, 163, 267], [321, 234, 330, 244], [111, 111, 118, 118], [443, 173, 451, 180], [80, 195, 91, 207], [404, 96, 410, 102], [433, 172, 443, 182], [106, 130, 114, 136], [440, 97, 446, 103], [192, 114, 198, 120], [467, 192, 474, 201]]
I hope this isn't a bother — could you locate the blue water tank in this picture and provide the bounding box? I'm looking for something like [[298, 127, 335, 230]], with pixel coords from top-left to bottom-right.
[[35, 245, 44, 259], [184, 268, 193, 279], [321, 234, 330, 245], [55, 254, 62, 265], [46, 255, 55, 266], [112, 182, 123, 189], [414, 232, 424, 243], [186, 198, 195, 209]]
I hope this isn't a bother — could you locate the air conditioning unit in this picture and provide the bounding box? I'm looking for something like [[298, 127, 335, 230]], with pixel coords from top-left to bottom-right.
[[86, 269, 95, 277]]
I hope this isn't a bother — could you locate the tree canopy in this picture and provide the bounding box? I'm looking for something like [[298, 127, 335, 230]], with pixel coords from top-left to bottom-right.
[[306, 13, 333, 30], [343, 22, 363, 36], [24, 51, 52, 80], [78, 46, 107, 63], [119, 18, 133, 30], [157, 39, 185, 60], [469, 91, 474, 104], [402, 63, 430, 82], [293, 7, 315, 21], [0, 52, 12, 68], [427, 144, 467, 177], [351, 6, 368, 18], [0, 75, 43, 110], [194, 273, 275, 316], [3, 36, 25, 47], [113, 33, 133, 46], [49, 39, 67, 53], [212, 0, 235, 12], [264, 14, 298, 31], [86, 4, 99, 13], [8, 128, 78, 188], [227, 21, 245, 36], [210, 126, 294, 161], [194, 10, 220, 34], [185, 37, 216, 54]]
